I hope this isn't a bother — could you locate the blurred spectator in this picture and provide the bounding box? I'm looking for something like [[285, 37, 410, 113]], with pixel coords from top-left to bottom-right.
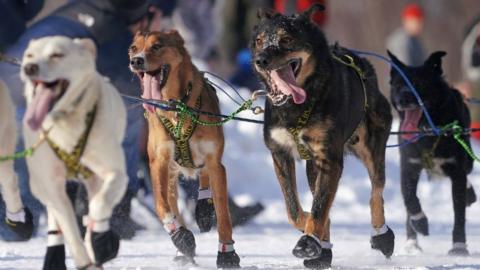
[[229, 48, 262, 91], [0, 0, 167, 240], [274, 0, 327, 26], [386, 3, 426, 66], [172, 0, 215, 62], [220, 0, 272, 75], [462, 16, 480, 140], [0, 0, 44, 51]]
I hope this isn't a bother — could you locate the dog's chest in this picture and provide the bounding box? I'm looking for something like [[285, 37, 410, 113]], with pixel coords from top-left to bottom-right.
[[161, 139, 217, 177], [269, 127, 303, 158]]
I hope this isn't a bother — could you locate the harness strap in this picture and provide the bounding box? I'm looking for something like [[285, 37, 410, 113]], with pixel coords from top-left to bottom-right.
[[287, 52, 368, 161], [287, 99, 316, 160], [46, 106, 97, 179], [157, 96, 202, 169]]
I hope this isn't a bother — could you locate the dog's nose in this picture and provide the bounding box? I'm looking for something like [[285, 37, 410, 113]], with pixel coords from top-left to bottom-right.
[[130, 57, 145, 68], [255, 54, 271, 69], [24, 63, 39, 76]]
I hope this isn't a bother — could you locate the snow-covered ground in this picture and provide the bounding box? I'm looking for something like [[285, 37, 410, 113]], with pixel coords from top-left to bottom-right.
[[2, 88, 480, 269]]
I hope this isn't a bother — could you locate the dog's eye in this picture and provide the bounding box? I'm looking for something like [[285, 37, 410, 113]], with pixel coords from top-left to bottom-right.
[[255, 38, 263, 48], [26, 53, 33, 58], [152, 44, 163, 51], [129, 45, 137, 53], [280, 36, 293, 46], [50, 53, 64, 59]]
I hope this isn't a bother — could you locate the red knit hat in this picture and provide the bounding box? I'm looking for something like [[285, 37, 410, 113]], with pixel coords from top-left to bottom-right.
[[402, 4, 424, 20]]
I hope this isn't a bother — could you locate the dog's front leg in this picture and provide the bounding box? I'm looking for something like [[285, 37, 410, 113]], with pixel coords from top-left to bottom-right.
[[42, 209, 66, 270], [36, 184, 91, 268], [292, 148, 342, 261], [445, 167, 468, 256], [148, 152, 196, 260], [205, 156, 241, 268], [271, 150, 307, 231], [82, 171, 126, 266]]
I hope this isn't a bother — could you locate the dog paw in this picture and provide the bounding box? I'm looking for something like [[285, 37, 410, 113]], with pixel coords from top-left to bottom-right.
[[217, 251, 241, 268], [448, 243, 469, 256], [42, 245, 66, 270], [5, 207, 34, 240], [91, 230, 120, 265], [409, 213, 429, 236], [195, 198, 215, 233], [370, 226, 395, 258], [303, 248, 332, 269], [292, 235, 322, 259], [467, 185, 477, 207], [171, 227, 196, 258], [404, 239, 422, 255]]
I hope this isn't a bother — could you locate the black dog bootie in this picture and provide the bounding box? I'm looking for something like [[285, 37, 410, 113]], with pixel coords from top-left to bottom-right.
[[91, 230, 120, 265], [217, 251, 241, 268], [409, 213, 429, 236], [303, 248, 332, 269], [195, 197, 215, 232], [42, 244, 67, 270], [292, 235, 323, 259], [171, 227, 196, 258], [370, 225, 395, 258], [5, 207, 34, 240]]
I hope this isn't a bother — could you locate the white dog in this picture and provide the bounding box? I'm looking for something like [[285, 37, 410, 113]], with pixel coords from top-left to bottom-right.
[[0, 80, 33, 239], [21, 36, 127, 269]]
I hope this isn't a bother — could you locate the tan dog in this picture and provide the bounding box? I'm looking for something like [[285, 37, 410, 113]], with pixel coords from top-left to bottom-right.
[[21, 36, 127, 269], [128, 30, 240, 268], [0, 80, 33, 240]]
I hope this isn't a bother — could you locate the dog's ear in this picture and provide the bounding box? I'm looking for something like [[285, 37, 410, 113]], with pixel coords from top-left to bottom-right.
[[387, 50, 406, 76], [257, 8, 280, 21], [298, 3, 325, 22], [74, 38, 97, 58], [425, 51, 446, 75], [165, 29, 185, 46]]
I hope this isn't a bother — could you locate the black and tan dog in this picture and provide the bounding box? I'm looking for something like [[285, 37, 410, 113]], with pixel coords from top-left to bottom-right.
[[251, 4, 395, 268], [388, 50, 477, 255], [128, 30, 240, 268]]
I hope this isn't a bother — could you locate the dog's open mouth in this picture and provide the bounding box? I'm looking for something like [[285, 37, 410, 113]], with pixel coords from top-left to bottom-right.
[[24, 79, 69, 131], [266, 58, 305, 106], [137, 64, 170, 113], [398, 106, 423, 141]]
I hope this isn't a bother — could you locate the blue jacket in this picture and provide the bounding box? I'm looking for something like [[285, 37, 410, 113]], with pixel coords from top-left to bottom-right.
[[0, 0, 44, 50], [0, 1, 139, 106]]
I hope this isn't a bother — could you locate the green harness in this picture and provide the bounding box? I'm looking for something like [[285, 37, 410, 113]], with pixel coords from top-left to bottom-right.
[[288, 53, 368, 160], [46, 106, 97, 179], [156, 96, 202, 169]]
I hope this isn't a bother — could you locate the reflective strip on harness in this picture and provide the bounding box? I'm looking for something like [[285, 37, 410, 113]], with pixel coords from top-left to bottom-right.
[[157, 96, 202, 169], [46, 106, 97, 179]]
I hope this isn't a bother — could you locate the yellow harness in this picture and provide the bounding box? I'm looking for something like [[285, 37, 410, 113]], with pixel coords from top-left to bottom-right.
[[46, 106, 97, 179], [156, 96, 202, 169]]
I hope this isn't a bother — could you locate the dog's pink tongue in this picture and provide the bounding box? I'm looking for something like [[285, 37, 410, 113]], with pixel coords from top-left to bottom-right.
[[270, 66, 306, 104], [142, 73, 162, 113], [24, 83, 55, 131], [400, 108, 423, 140]]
